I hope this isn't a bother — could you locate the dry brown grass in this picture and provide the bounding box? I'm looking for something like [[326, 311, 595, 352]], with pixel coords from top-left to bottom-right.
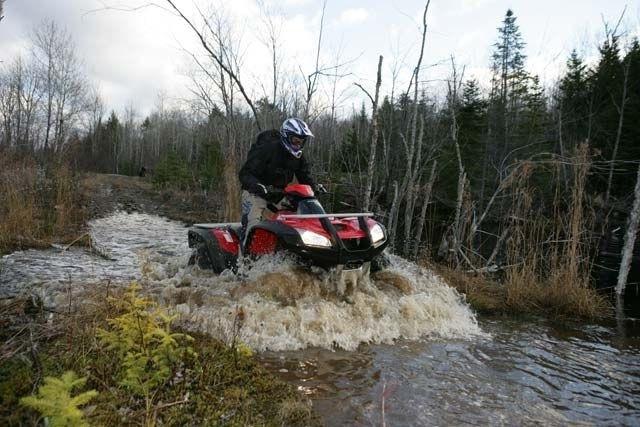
[[433, 265, 506, 314], [0, 152, 85, 254], [500, 145, 611, 319], [432, 145, 612, 320], [433, 263, 610, 320]]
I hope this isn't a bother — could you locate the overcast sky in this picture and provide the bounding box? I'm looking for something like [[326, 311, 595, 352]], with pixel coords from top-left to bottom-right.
[[1, 0, 637, 118]]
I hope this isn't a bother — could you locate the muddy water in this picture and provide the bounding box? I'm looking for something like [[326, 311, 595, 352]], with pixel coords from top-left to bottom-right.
[[1, 211, 639, 425]]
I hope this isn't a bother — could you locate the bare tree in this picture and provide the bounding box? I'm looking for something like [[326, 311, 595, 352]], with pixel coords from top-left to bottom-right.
[[165, 0, 261, 132], [412, 160, 437, 259], [389, 0, 431, 252], [447, 56, 467, 266], [0, 56, 43, 149], [256, 0, 283, 111], [303, 0, 327, 120], [617, 162, 640, 295], [31, 20, 87, 152], [355, 55, 383, 211]]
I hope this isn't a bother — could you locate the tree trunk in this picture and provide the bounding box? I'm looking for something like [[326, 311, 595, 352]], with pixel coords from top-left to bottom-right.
[[363, 55, 383, 211], [403, 116, 425, 254], [412, 160, 437, 259], [616, 162, 640, 295], [387, 180, 399, 250]]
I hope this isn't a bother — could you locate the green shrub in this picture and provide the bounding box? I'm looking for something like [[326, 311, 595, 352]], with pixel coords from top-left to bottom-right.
[[20, 371, 97, 427]]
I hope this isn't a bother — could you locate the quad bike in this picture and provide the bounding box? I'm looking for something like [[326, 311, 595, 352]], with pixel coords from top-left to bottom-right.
[[187, 184, 389, 281]]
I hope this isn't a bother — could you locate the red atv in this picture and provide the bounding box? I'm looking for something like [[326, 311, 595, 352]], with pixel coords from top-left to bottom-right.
[[187, 184, 389, 275]]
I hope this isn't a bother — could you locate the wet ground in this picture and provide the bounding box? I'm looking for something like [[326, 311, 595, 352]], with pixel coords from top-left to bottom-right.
[[82, 173, 222, 224]]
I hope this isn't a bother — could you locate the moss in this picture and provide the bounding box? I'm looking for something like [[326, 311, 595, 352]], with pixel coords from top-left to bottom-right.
[[0, 358, 35, 424]]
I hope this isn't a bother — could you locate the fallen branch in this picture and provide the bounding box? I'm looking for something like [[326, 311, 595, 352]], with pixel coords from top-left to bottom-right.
[[61, 233, 90, 251]]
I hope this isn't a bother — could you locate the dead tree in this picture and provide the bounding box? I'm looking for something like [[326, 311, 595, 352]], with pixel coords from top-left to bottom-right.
[[256, 0, 283, 110], [390, 0, 431, 251], [355, 55, 383, 211], [166, 2, 253, 220], [446, 57, 467, 267], [412, 160, 437, 259], [617, 162, 640, 295], [165, 0, 262, 132], [302, 0, 327, 120], [402, 116, 425, 255]]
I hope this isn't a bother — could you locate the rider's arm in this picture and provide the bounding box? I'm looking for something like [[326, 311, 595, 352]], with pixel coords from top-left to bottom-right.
[[295, 154, 315, 187], [239, 141, 268, 193]]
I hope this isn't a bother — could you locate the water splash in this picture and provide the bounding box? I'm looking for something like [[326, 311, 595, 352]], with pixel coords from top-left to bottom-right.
[[149, 253, 483, 351], [1, 211, 482, 351]]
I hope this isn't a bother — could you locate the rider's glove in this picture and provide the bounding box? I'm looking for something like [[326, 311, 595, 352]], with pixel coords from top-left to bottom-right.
[[315, 183, 328, 195], [251, 183, 268, 199]]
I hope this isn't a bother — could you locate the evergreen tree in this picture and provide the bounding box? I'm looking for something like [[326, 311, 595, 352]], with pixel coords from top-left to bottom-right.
[[105, 111, 122, 174], [558, 50, 590, 149], [458, 79, 487, 194], [522, 74, 548, 146], [488, 9, 530, 175], [491, 9, 527, 107]]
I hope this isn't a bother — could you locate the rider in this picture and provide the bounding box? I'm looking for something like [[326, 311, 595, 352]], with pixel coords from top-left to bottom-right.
[[239, 117, 326, 240]]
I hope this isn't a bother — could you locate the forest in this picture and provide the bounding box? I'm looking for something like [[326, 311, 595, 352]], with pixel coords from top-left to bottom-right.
[[1, 2, 639, 298]]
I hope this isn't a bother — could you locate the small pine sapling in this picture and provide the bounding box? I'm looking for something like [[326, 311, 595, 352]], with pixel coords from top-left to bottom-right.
[[97, 283, 195, 420], [20, 371, 97, 427]]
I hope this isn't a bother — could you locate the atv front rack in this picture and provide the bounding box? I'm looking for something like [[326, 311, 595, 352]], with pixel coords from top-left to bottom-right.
[[279, 213, 374, 219], [193, 222, 242, 228]]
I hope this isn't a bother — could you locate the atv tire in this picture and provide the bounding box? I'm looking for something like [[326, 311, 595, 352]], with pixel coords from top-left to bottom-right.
[[371, 251, 391, 273], [189, 245, 213, 270]]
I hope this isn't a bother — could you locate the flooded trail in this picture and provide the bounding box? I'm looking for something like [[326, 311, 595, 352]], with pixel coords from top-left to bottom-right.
[[261, 319, 640, 425], [2, 211, 639, 425]]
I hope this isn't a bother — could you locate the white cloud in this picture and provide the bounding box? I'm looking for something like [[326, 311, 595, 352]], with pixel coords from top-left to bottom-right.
[[338, 8, 369, 25], [1, 0, 634, 118], [460, 0, 497, 13], [282, 0, 313, 5]]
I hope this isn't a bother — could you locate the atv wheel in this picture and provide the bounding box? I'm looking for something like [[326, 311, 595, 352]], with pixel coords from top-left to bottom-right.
[[371, 251, 391, 273], [189, 245, 213, 270]]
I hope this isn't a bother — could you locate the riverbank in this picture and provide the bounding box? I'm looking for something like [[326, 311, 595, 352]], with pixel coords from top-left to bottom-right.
[[0, 155, 86, 256], [431, 262, 612, 320], [0, 285, 319, 426], [0, 165, 221, 255]]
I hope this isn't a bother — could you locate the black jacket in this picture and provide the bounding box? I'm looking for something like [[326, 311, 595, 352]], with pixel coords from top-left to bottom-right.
[[239, 130, 315, 194]]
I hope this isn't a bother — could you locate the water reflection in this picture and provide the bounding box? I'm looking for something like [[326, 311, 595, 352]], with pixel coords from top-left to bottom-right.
[[262, 319, 640, 426]]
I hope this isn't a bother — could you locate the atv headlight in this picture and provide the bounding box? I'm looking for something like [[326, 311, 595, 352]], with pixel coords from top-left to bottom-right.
[[370, 224, 385, 244], [296, 229, 332, 247]]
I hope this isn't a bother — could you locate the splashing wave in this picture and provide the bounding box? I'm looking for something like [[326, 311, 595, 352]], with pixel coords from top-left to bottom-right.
[[145, 252, 483, 351]]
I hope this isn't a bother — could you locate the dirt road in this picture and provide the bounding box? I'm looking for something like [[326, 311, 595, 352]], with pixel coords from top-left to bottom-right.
[[82, 173, 222, 224]]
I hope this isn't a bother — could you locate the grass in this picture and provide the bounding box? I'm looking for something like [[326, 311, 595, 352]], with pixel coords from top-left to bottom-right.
[[0, 285, 319, 426], [0, 152, 86, 255], [434, 263, 611, 320], [433, 145, 612, 321]]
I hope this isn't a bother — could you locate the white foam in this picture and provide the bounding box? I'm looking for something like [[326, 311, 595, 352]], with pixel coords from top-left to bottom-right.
[[145, 252, 483, 351]]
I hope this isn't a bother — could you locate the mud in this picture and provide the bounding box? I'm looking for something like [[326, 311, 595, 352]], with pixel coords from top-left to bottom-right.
[[82, 173, 222, 224]]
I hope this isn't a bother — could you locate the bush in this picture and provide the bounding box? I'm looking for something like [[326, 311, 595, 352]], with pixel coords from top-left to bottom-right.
[[153, 150, 192, 190]]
